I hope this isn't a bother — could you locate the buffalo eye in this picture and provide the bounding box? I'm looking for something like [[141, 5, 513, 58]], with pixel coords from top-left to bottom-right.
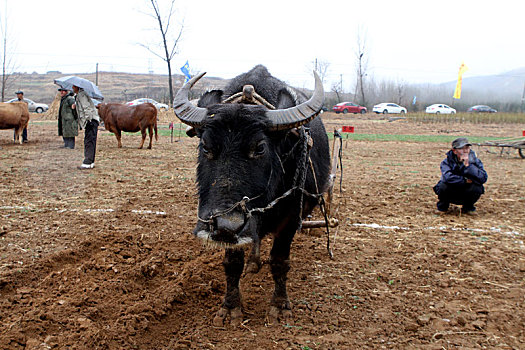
[[201, 141, 214, 159], [250, 140, 267, 158]]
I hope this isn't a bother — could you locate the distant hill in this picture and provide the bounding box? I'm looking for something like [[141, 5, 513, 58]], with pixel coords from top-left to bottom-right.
[[4, 71, 228, 106], [438, 67, 525, 101], [6, 68, 525, 113]]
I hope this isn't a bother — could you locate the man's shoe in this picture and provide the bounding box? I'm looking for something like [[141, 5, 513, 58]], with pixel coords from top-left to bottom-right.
[[23, 140, 28, 143], [461, 206, 477, 215], [436, 202, 449, 213], [77, 163, 94, 170]]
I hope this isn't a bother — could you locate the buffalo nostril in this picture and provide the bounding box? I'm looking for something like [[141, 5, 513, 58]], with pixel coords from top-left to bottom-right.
[[215, 214, 244, 234]]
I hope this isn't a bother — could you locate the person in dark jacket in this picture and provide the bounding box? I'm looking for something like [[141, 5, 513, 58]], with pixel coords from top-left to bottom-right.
[[57, 88, 78, 149], [433, 137, 488, 214]]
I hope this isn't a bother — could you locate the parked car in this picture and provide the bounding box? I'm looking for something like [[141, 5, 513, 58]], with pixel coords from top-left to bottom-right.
[[126, 98, 169, 110], [332, 102, 367, 114], [467, 105, 497, 113], [7, 98, 49, 113], [372, 102, 407, 114], [425, 104, 456, 114]]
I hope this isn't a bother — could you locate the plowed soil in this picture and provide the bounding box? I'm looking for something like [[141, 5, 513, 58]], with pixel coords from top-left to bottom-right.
[[1, 113, 524, 349]]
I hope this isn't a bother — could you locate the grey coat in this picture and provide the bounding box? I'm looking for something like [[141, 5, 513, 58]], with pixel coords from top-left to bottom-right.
[[58, 93, 78, 137]]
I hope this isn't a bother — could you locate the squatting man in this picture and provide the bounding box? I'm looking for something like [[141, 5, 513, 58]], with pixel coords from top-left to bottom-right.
[[433, 137, 488, 214]]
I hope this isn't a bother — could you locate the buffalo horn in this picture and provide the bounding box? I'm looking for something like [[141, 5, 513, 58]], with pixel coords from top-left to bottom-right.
[[266, 71, 325, 131], [173, 72, 208, 127]]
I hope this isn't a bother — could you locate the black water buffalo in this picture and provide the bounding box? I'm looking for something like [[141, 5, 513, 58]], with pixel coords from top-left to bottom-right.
[[173, 65, 330, 326]]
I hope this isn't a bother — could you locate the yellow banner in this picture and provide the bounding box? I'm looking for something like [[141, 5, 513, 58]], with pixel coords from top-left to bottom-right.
[[453, 62, 468, 99]]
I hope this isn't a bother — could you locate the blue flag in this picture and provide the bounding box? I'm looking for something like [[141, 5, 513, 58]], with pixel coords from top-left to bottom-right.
[[180, 61, 191, 83], [412, 95, 417, 105]]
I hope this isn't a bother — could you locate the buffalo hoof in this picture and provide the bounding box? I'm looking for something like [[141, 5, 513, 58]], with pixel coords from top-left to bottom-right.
[[213, 307, 243, 327], [267, 305, 293, 325], [244, 259, 262, 274]]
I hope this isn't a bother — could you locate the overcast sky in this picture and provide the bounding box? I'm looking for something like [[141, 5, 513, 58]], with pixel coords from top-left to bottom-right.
[[3, 0, 524, 90]]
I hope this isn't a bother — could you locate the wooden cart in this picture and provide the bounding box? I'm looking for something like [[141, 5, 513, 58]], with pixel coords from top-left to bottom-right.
[[474, 137, 525, 159]]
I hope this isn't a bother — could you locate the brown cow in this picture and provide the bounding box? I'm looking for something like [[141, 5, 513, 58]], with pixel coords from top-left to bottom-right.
[[96, 103, 158, 149], [0, 102, 30, 144]]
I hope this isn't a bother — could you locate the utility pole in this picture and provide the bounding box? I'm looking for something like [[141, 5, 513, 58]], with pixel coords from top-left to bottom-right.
[[95, 63, 99, 86], [521, 82, 525, 113]]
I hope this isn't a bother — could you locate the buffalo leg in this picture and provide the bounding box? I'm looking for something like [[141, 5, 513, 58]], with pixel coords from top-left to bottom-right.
[[115, 130, 122, 148], [245, 240, 261, 274], [268, 229, 295, 324], [14, 127, 21, 144], [213, 248, 244, 326], [147, 125, 153, 149], [139, 128, 146, 149]]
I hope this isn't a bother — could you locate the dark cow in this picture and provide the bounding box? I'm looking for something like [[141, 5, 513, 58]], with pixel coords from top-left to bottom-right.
[[96, 103, 158, 149], [0, 102, 29, 144], [173, 65, 330, 325]]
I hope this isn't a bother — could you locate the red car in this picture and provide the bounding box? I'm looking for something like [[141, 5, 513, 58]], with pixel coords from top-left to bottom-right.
[[332, 102, 367, 114]]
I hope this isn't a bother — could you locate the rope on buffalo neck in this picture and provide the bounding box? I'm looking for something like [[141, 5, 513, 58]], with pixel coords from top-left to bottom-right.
[[293, 126, 309, 231]]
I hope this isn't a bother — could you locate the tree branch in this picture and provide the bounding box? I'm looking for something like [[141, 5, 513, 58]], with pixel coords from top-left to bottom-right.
[[137, 43, 167, 62]]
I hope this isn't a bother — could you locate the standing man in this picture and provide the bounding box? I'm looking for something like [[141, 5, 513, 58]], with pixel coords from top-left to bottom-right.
[[433, 137, 488, 215], [57, 88, 78, 149], [72, 85, 100, 169], [13, 90, 29, 143]]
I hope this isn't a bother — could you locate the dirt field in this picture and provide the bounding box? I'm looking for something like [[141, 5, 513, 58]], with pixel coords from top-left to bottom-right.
[[1, 112, 524, 349]]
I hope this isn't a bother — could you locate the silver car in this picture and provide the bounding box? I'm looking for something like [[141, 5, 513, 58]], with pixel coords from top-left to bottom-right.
[[126, 98, 169, 110], [7, 98, 49, 113]]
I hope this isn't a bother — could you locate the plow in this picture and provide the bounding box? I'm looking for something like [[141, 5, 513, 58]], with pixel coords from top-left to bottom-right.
[[474, 137, 525, 159]]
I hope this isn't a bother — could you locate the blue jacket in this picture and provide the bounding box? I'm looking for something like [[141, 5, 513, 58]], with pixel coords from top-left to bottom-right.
[[438, 149, 488, 186]]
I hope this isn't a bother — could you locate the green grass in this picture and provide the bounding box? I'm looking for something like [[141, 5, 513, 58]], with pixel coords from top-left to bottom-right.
[[330, 133, 509, 143]]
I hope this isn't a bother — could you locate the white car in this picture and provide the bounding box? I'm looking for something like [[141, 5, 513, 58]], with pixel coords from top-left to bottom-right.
[[372, 102, 407, 114], [7, 98, 49, 113], [425, 104, 456, 114], [126, 98, 169, 110]]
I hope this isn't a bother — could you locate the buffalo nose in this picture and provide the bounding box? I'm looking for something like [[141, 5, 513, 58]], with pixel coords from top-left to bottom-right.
[[215, 213, 244, 235]]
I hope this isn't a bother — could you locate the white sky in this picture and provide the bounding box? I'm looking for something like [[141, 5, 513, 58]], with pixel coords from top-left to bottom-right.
[[3, 0, 524, 90]]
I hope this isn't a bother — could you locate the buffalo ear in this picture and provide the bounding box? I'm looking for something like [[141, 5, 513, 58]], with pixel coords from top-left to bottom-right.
[[276, 88, 296, 109], [185, 126, 197, 138], [198, 90, 223, 107]]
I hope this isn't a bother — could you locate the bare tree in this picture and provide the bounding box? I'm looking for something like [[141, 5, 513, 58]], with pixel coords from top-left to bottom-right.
[[395, 79, 406, 105], [140, 0, 184, 107], [354, 25, 369, 107], [311, 59, 330, 84], [331, 80, 343, 103], [1, 1, 18, 102]]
